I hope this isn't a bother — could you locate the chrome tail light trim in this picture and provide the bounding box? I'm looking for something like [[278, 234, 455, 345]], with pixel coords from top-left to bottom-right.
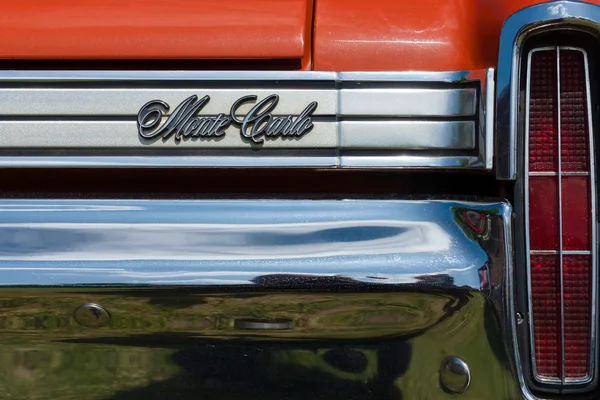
[[496, 0, 600, 180], [524, 46, 597, 386]]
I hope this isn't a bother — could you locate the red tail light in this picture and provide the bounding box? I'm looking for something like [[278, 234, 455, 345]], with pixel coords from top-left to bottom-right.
[[526, 47, 596, 384]]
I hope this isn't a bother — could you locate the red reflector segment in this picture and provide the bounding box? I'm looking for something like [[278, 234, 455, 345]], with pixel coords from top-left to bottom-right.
[[531, 255, 562, 378], [529, 50, 558, 172], [562, 176, 590, 250], [529, 176, 559, 250], [563, 255, 592, 379], [560, 51, 590, 172]]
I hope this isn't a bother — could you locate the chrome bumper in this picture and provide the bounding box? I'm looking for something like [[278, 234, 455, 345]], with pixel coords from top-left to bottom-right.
[[0, 199, 525, 399]]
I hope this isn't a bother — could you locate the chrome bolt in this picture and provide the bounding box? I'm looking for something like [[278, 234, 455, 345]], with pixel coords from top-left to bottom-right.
[[516, 312, 524, 324], [73, 303, 111, 328], [439, 356, 471, 394]]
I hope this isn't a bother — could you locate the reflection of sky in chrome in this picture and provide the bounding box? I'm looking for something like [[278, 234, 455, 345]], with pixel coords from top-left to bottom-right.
[[0, 200, 499, 288]]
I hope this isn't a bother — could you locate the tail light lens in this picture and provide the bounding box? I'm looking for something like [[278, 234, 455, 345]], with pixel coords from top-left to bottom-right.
[[526, 47, 596, 384]]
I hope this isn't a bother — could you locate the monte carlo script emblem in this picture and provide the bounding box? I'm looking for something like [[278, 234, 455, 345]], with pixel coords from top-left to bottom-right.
[[137, 94, 318, 144]]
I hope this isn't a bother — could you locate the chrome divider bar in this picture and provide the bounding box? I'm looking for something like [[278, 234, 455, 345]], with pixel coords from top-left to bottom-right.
[[557, 47, 565, 385], [530, 250, 591, 255], [582, 47, 597, 387], [530, 171, 589, 176], [524, 48, 543, 384]]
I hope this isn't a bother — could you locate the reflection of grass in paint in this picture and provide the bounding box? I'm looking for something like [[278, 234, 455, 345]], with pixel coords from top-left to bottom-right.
[[0, 289, 453, 399], [273, 349, 378, 381], [0, 344, 179, 400], [0, 289, 519, 399], [0, 290, 452, 339], [395, 294, 518, 399]]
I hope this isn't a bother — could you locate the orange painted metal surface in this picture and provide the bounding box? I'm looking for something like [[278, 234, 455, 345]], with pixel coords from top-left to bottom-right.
[[0, 0, 310, 62], [313, 0, 600, 71], [3, 0, 600, 71]]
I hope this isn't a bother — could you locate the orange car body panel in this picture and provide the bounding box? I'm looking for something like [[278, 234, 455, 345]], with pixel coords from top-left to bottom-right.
[[2, 0, 600, 71], [313, 0, 589, 71], [0, 0, 311, 63]]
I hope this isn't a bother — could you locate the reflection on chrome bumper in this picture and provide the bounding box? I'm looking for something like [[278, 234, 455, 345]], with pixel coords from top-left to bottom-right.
[[0, 199, 525, 399]]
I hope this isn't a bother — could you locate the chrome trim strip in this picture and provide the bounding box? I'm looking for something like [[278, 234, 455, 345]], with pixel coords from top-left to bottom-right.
[[0, 70, 339, 82], [496, 0, 600, 180], [339, 121, 475, 150], [506, 201, 541, 400], [339, 155, 483, 169], [557, 47, 565, 385], [0, 89, 339, 116], [0, 69, 493, 170], [484, 68, 495, 170], [337, 71, 482, 82], [583, 46, 597, 387], [529, 171, 590, 176], [523, 48, 549, 385], [0, 156, 339, 168], [525, 46, 596, 386], [338, 88, 476, 117], [0, 70, 486, 83], [0, 87, 477, 118], [531, 250, 591, 255], [0, 121, 339, 149]]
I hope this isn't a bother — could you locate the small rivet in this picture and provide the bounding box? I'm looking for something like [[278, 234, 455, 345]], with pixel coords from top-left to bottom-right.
[[516, 312, 524, 324], [73, 303, 110, 328], [440, 356, 471, 394]]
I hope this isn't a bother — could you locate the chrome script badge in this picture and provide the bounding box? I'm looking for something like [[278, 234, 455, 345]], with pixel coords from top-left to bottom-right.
[[137, 94, 318, 144]]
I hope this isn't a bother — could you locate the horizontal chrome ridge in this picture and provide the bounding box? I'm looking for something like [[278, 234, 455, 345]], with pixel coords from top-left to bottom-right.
[[0, 70, 492, 169], [0, 88, 477, 118], [338, 88, 476, 116], [340, 121, 475, 149], [0, 88, 339, 116]]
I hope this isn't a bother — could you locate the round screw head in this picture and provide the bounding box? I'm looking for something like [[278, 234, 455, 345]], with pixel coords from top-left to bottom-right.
[[73, 303, 110, 328], [516, 312, 524, 324], [439, 356, 471, 394]]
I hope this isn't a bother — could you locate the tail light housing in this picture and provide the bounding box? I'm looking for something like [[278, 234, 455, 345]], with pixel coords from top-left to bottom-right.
[[525, 46, 597, 386]]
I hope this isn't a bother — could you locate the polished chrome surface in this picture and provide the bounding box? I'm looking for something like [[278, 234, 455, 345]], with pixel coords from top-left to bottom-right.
[[0, 121, 339, 149], [0, 199, 499, 286], [0, 70, 492, 169], [484, 68, 495, 170], [338, 88, 476, 117], [584, 48, 597, 387], [557, 48, 565, 385], [439, 356, 471, 394], [0, 198, 525, 399], [0, 155, 340, 168], [0, 89, 338, 116], [339, 121, 475, 149], [496, 0, 600, 180], [524, 47, 597, 386], [340, 154, 482, 168]]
